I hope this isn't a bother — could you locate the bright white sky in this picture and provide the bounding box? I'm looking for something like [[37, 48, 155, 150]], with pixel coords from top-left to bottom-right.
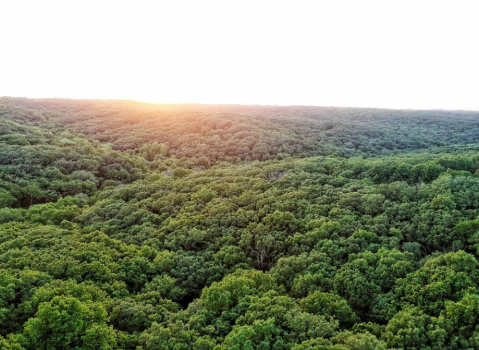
[[1, 0, 478, 110]]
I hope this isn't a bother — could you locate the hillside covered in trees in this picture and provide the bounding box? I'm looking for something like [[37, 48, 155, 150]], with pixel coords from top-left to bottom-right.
[[2, 97, 479, 349]]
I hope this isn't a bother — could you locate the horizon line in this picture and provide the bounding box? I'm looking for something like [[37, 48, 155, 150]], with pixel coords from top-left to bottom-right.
[[1, 95, 479, 113]]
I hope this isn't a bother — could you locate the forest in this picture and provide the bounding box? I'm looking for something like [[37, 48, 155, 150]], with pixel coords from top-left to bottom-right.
[[2, 97, 479, 349]]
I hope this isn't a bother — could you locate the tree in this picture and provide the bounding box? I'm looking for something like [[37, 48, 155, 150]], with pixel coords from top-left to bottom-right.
[[22, 296, 118, 350]]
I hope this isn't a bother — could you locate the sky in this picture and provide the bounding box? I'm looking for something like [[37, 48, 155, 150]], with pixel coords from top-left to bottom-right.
[[1, 0, 478, 110]]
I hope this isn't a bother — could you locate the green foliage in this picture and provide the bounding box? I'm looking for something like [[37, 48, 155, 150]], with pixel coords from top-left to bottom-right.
[[300, 291, 358, 326], [2, 98, 479, 348], [22, 296, 118, 350], [201, 270, 280, 314]]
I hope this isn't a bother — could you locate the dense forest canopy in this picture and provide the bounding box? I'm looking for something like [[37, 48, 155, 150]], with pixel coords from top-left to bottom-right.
[[2, 97, 479, 349], [3, 97, 479, 161]]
